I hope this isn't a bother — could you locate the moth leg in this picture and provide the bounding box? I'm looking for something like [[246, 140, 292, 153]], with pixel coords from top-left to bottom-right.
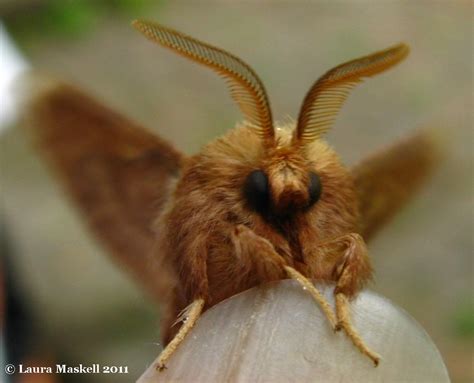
[[231, 224, 287, 281], [284, 266, 337, 329], [335, 293, 379, 366], [331, 233, 380, 366], [155, 298, 205, 371], [232, 225, 336, 329], [157, 232, 210, 370]]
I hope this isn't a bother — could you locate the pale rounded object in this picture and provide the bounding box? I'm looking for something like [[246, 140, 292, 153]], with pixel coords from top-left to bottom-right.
[[138, 280, 450, 383]]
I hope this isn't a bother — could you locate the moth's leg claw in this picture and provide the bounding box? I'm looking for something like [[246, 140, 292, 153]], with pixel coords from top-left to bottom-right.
[[154, 299, 205, 373], [326, 233, 380, 366], [335, 292, 381, 367]]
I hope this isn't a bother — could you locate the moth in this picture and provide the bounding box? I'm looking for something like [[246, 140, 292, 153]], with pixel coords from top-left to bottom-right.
[[22, 19, 439, 371]]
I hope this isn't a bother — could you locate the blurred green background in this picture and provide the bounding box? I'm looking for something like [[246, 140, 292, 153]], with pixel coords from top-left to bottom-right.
[[1, 1, 472, 382]]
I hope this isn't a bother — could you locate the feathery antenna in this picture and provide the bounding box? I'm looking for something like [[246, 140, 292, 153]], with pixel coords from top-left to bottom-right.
[[132, 20, 274, 143], [295, 43, 410, 144]]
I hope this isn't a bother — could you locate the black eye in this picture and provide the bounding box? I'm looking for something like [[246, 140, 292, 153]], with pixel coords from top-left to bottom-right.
[[244, 170, 269, 212], [308, 172, 322, 206]]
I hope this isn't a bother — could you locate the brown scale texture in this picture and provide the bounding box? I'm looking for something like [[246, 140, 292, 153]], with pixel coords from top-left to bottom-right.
[[352, 130, 440, 240], [22, 80, 182, 306]]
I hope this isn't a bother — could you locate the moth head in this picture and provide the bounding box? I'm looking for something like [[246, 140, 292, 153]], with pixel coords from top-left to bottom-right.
[[244, 129, 322, 217], [133, 20, 409, 219]]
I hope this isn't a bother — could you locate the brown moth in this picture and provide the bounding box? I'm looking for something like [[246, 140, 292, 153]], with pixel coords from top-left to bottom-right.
[[22, 19, 439, 371]]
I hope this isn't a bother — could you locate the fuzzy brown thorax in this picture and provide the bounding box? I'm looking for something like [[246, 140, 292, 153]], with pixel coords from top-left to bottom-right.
[[160, 122, 358, 284]]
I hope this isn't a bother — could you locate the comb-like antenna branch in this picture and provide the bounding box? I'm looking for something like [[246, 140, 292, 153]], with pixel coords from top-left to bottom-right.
[[295, 44, 410, 143], [132, 20, 274, 143]]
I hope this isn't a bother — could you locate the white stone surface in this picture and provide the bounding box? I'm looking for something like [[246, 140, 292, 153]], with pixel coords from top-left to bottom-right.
[[138, 280, 450, 383]]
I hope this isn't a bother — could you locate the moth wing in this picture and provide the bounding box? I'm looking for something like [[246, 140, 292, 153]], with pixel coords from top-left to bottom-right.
[[352, 130, 441, 241], [19, 75, 182, 303]]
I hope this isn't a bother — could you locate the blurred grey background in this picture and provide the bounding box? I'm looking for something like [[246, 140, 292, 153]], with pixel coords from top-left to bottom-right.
[[1, 1, 472, 382]]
